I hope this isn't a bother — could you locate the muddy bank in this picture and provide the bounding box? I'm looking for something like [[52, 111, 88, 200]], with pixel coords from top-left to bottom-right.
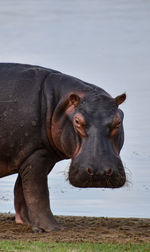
[[0, 214, 150, 244]]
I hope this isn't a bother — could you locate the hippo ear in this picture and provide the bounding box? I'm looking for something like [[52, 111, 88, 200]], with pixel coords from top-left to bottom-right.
[[68, 94, 80, 108], [115, 93, 126, 106]]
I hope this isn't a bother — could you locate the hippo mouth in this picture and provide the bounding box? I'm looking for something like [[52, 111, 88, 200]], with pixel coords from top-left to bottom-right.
[[68, 163, 126, 189]]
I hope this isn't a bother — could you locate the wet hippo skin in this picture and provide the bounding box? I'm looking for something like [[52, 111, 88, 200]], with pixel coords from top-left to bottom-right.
[[0, 63, 126, 232]]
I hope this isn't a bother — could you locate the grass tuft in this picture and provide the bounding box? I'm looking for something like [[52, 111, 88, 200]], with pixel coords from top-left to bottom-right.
[[0, 241, 150, 252]]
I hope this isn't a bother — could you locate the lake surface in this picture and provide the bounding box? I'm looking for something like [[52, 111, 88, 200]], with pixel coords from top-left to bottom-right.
[[0, 0, 150, 218]]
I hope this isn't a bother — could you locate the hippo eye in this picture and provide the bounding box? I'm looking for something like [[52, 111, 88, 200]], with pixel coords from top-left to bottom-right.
[[74, 118, 80, 127], [75, 118, 79, 124], [116, 122, 121, 128], [73, 114, 87, 137], [110, 121, 121, 138]]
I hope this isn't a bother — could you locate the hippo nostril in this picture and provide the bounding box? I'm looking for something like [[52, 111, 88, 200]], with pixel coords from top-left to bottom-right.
[[87, 167, 94, 176], [106, 168, 113, 176]]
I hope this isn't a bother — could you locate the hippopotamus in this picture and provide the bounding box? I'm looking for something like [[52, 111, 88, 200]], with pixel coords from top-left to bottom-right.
[[0, 63, 126, 232]]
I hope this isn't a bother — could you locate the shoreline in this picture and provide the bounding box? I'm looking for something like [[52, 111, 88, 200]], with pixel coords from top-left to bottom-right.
[[0, 213, 150, 243]]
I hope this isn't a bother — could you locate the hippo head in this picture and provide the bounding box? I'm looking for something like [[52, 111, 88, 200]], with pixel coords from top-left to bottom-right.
[[51, 90, 126, 188]]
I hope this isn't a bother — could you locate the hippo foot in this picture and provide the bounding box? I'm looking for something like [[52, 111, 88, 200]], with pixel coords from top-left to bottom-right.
[[15, 213, 30, 225], [32, 223, 64, 233], [32, 227, 45, 233]]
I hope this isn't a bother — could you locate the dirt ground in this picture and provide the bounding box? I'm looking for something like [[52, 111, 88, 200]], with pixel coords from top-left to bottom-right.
[[0, 214, 150, 244]]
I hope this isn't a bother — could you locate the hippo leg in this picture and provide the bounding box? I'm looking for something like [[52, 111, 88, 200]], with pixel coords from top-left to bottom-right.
[[14, 174, 30, 225], [19, 149, 61, 232]]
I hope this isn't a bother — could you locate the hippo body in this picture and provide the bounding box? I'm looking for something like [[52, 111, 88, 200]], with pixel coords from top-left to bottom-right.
[[0, 63, 126, 232]]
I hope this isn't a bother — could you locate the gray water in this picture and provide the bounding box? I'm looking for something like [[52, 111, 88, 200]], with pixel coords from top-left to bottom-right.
[[0, 0, 150, 218]]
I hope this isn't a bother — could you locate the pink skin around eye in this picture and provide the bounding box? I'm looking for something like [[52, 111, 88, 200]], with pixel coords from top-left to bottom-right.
[[73, 113, 87, 137], [110, 113, 121, 156]]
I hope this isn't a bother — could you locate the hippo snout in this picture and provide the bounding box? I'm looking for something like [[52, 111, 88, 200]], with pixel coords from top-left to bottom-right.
[[69, 157, 126, 188]]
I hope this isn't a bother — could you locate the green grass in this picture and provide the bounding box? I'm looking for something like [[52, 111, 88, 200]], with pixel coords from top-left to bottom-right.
[[0, 241, 150, 252]]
